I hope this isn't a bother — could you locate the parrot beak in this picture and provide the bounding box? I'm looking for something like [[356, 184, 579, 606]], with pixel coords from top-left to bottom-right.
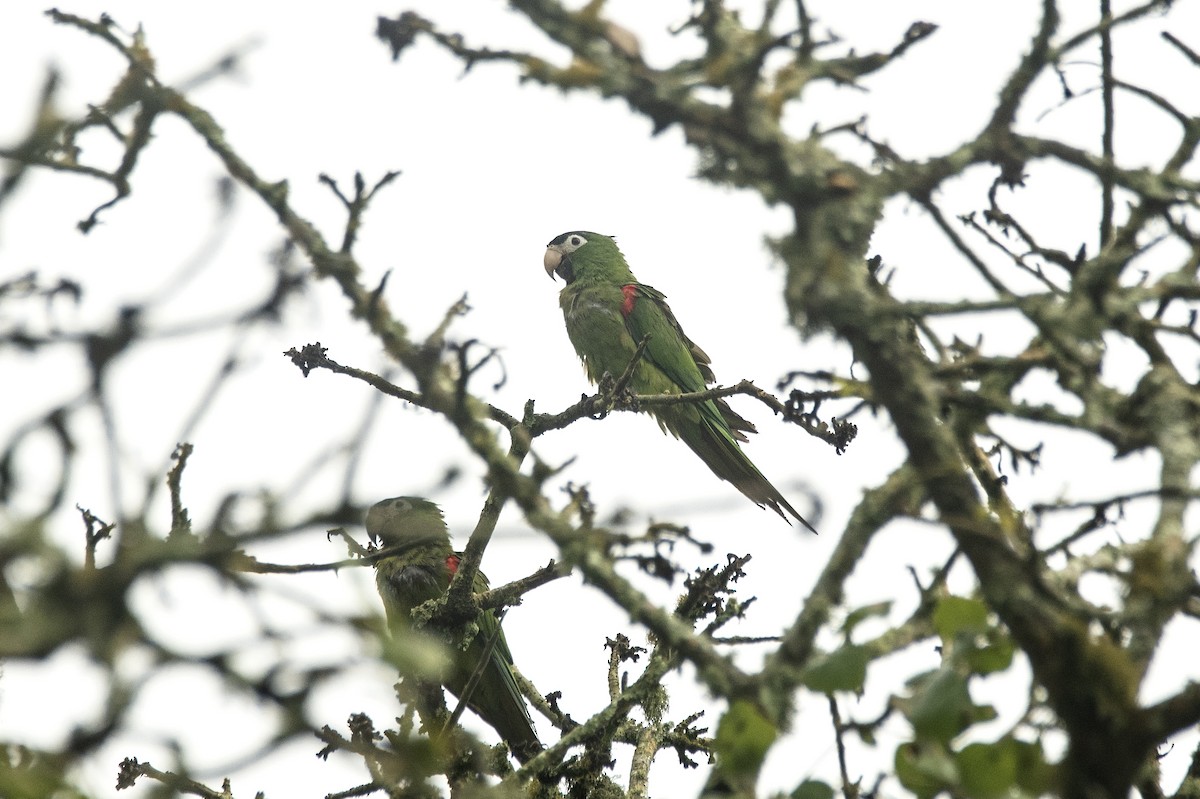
[[543, 246, 564, 280]]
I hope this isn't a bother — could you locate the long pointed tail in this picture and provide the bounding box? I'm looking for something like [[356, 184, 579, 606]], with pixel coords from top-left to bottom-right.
[[458, 626, 544, 764], [469, 677, 543, 763], [679, 415, 818, 534]]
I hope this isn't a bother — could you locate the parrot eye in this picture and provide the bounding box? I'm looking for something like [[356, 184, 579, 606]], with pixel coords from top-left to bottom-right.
[[391, 498, 411, 512], [550, 232, 587, 252]]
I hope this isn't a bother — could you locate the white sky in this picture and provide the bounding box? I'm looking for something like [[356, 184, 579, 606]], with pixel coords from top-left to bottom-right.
[[2, 1, 1199, 797]]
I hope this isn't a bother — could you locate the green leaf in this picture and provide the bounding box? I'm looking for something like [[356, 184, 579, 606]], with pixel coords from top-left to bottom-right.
[[713, 699, 778, 776], [965, 634, 1015, 674], [801, 645, 869, 694], [932, 596, 989, 642], [972, 703, 998, 725], [895, 743, 957, 799], [791, 779, 835, 799], [907, 669, 973, 743], [1011, 738, 1055, 794], [957, 741, 1018, 799], [841, 600, 892, 638]]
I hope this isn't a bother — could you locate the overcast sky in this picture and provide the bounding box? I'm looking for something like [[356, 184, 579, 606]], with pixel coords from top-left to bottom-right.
[[2, 1, 1198, 797]]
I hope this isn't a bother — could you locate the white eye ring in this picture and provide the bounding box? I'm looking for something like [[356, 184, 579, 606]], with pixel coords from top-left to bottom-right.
[[392, 499, 411, 511], [570, 235, 583, 246]]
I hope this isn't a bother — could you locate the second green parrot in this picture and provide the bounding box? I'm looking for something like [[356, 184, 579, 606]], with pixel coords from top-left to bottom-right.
[[367, 496, 542, 763], [544, 231, 816, 532]]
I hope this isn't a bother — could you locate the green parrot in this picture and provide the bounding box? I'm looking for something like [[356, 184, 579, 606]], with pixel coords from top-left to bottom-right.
[[367, 496, 542, 763], [543, 232, 816, 532]]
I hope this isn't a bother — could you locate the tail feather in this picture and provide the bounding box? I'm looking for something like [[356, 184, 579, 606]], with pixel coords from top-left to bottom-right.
[[678, 414, 818, 534], [467, 674, 543, 763], [481, 696, 543, 764], [455, 628, 543, 764]]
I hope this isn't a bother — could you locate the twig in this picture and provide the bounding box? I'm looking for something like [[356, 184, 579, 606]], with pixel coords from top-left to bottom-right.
[[476, 560, 571, 610], [1162, 31, 1200, 66], [281, 343, 520, 429], [440, 611, 507, 737], [319, 170, 402, 254], [165, 442, 193, 538], [828, 696, 858, 799], [613, 334, 652, 397]]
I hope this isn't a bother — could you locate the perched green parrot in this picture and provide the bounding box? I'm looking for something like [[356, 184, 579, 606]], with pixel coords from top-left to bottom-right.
[[367, 496, 542, 763], [544, 231, 816, 532]]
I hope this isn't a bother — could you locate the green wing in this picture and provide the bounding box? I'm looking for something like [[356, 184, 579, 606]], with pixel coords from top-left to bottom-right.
[[375, 545, 451, 626], [623, 284, 756, 440], [623, 284, 711, 391], [456, 562, 542, 762], [466, 567, 519, 679], [376, 549, 541, 761]]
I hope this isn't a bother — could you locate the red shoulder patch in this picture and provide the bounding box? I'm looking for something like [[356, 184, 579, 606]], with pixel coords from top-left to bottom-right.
[[620, 284, 638, 317], [445, 553, 460, 575]]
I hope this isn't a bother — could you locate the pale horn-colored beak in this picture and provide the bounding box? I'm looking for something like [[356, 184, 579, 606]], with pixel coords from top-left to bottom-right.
[[543, 246, 564, 279]]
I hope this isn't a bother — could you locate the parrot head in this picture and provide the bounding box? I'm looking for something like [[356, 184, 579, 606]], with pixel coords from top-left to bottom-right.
[[365, 496, 450, 550], [544, 231, 630, 284]]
